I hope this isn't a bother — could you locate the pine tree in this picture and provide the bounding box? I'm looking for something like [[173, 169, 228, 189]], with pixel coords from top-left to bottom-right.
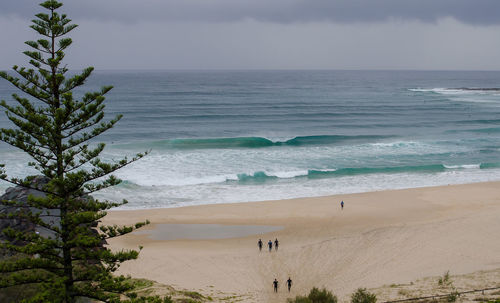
[[0, 1, 157, 302]]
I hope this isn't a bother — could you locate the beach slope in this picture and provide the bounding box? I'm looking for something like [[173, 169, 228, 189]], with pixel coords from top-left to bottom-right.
[[103, 182, 500, 302]]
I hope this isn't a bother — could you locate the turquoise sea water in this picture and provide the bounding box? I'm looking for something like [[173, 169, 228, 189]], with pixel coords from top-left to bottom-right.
[[1, 70, 500, 209]]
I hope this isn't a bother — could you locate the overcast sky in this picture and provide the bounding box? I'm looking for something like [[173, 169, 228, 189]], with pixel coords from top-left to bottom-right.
[[1, 0, 500, 70]]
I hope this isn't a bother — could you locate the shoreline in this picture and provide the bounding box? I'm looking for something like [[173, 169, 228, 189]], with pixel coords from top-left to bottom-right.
[[106, 178, 500, 211], [103, 181, 500, 302]]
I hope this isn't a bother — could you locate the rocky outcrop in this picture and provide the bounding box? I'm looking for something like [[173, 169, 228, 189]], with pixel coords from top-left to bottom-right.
[[0, 176, 101, 252], [0, 176, 53, 247]]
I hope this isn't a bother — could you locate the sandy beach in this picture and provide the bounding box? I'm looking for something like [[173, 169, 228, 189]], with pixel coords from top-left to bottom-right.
[[103, 181, 500, 302]]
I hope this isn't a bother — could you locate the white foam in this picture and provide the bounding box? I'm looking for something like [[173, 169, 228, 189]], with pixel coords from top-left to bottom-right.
[[269, 170, 309, 178], [443, 164, 481, 169], [409, 88, 500, 106], [105, 138, 475, 189], [370, 141, 419, 148], [409, 88, 447, 93], [93, 167, 500, 210], [2, 133, 499, 211], [409, 88, 468, 95], [409, 88, 496, 95]]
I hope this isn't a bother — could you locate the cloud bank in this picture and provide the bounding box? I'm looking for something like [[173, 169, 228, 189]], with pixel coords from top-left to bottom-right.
[[3, 0, 500, 25], [1, 1, 500, 70]]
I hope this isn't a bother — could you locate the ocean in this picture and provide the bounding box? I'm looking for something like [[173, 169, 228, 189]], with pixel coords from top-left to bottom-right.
[[1, 70, 500, 209]]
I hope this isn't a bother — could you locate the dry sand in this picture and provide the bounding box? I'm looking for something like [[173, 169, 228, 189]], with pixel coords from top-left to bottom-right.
[[102, 181, 500, 302]]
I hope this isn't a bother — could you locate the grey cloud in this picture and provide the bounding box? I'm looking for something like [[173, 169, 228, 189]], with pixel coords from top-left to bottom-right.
[[3, 0, 500, 25], [2, 10, 500, 70]]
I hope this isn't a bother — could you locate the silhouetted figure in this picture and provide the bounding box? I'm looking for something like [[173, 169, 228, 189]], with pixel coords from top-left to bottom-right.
[[287, 277, 292, 292], [274, 238, 279, 251], [273, 279, 279, 292], [258, 239, 263, 251], [341, 200, 344, 209], [268, 240, 273, 252]]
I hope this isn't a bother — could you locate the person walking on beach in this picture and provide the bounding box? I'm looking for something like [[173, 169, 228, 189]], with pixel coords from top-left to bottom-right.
[[274, 238, 279, 251], [341, 200, 344, 210], [268, 240, 273, 252], [287, 277, 293, 292], [273, 279, 279, 292], [258, 239, 263, 251]]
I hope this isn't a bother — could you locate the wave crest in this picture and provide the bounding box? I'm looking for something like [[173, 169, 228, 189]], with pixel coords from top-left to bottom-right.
[[409, 88, 500, 94], [230, 164, 488, 183], [117, 135, 394, 150], [115, 162, 498, 187]]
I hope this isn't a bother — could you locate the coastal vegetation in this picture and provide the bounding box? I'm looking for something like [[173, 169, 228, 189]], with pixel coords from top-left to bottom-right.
[[437, 271, 452, 287], [287, 287, 338, 303], [288, 287, 378, 303], [351, 288, 377, 303], [0, 0, 154, 301]]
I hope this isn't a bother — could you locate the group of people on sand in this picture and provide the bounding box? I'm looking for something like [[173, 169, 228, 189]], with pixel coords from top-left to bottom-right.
[[273, 277, 293, 293], [257, 238, 293, 293], [257, 238, 279, 252], [257, 200, 346, 294]]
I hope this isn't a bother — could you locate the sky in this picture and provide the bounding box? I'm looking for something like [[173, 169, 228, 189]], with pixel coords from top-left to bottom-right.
[[1, 0, 500, 70]]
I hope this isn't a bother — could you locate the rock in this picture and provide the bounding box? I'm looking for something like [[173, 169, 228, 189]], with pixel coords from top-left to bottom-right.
[[0, 176, 105, 255], [0, 177, 50, 248]]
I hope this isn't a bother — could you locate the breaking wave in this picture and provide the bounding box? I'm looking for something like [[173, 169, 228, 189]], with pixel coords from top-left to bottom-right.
[[113, 135, 394, 150]]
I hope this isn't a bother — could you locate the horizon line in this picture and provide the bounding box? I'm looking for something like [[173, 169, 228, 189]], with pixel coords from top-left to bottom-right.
[[38, 68, 500, 72], [2, 67, 500, 72]]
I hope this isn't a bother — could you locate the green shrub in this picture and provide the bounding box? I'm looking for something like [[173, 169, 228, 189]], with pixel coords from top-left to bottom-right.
[[438, 271, 452, 286], [288, 287, 338, 303], [288, 296, 313, 303], [308, 287, 338, 303], [351, 288, 377, 303], [180, 291, 204, 300], [447, 290, 459, 302]]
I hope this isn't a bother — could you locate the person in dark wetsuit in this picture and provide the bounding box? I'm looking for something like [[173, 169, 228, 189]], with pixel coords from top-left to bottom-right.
[[341, 200, 344, 209], [258, 239, 263, 251], [274, 238, 279, 251], [287, 277, 292, 292], [273, 279, 279, 292], [268, 240, 273, 252]]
